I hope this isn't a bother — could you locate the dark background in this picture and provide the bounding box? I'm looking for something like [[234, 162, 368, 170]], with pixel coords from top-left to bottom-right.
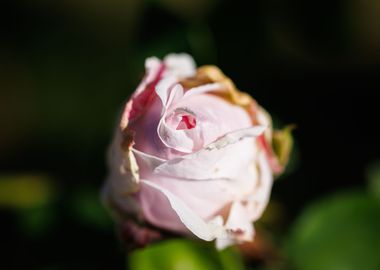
[[1, 0, 380, 269]]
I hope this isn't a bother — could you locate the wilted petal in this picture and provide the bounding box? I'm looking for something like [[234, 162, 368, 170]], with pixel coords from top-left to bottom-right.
[[107, 130, 139, 192], [246, 153, 273, 222], [103, 130, 140, 216], [215, 201, 255, 250], [226, 201, 255, 240]]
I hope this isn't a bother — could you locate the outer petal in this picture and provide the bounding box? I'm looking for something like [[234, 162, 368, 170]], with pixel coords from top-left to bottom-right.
[[134, 57, 163, 96], [215, 201, 255, 250], [141, 180, 226, 241], [246, 152, 274, 222], [215, 153, 273, 250], [163, 53, 196, 78], [102, 129, 140, 217], [139, 175, 237, 225], [107, 130, 139, 193], [137, 126, 265, 228]]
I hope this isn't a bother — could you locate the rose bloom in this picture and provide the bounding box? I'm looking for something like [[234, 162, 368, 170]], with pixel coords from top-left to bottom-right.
[[103, 54, 291, 249]]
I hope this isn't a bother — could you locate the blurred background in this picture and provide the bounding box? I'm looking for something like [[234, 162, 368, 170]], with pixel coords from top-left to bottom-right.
[[1, 0, 380, 269]]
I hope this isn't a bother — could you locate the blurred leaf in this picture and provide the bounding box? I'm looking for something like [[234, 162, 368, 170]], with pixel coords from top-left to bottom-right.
[[217, 246, 245, 270], [287, 191, 380, 270], [187, 24, 217, 65], [154, 0, 216, 20], [0, 174, 58, 237], [69, 186, 112, 229], [366, 160, 380, 198], [128, 239, 244, 270], [0, 174, 56, 209], [18, 205, 56, 237]]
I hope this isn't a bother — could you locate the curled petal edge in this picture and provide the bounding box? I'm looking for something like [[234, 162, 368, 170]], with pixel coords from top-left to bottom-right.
[[154, 125, 266, 180], [179, 65, 293, 175]]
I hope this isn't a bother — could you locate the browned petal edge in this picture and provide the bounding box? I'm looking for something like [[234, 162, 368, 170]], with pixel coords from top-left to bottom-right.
[[180, 65, 257, 110], [180, 65, 293, 174]]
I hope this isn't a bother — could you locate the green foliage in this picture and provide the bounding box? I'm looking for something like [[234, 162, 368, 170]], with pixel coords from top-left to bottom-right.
[[69, 186, 113, 229], [128, 239, 245, 270], [366, 160, 380, 198], [0, 174, 56, 209], [0, 174, 58, 236], [287, 191, 380, 270], [272, 125, 294, 169]]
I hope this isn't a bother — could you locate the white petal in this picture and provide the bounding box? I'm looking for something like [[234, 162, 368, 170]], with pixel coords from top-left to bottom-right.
[[226, 202, 255, 241], [215, 201, 255, 250], [248, 152, 273, 221], [141, 180, 226, 241], [215, 237, 235, 250]]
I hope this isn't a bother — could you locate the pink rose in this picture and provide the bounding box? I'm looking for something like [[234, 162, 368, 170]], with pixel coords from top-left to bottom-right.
[[103, 54, 291, 249]]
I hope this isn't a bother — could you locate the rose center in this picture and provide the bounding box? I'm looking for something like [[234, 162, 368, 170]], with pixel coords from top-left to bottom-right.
[[176, 114, 197, 130]]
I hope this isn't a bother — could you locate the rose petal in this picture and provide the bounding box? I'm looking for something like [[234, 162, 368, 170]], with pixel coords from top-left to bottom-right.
[[155, 78, 182, 109], [156, 84, 199, 153], [215, 201, 255, 250], [226, 201, 255, 241], [131, 148, 167, 174], [107, 130, 139, 192], [157, 114, 197, 153], [139, 175, 238, 223], [102, 130, 140, 216], [134, 57, 163, 96], [141, 180, 226, 241], [247, 152, 273, 222]]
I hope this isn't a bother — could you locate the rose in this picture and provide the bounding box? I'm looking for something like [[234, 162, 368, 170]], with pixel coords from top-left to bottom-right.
[[103, 53, 292, 249]]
